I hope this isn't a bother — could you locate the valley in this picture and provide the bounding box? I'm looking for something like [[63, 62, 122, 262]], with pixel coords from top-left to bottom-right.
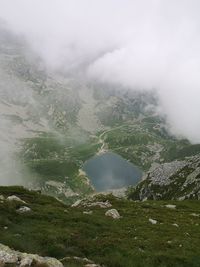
[[1, 23, 200, 267]]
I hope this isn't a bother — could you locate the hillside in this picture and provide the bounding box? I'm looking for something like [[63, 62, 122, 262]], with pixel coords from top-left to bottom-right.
[[1, 186, 200, 267], [1, 25, 200, 204], [128, 154, 200, 201]]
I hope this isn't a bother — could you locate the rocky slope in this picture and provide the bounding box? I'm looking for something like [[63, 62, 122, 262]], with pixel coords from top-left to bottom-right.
[[128, 155, 200, 200]]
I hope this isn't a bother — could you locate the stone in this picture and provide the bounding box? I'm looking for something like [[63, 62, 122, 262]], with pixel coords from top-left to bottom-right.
[[7, 195, 26, 203], [105, 209, 120, 219], [83, 211, 93, 215], [87, 200, 112, 209], [85, 264, 100, 267], [17, 206, 31, 213], [149, 218, 157, 225], [72, 199, 112, 209], [165, 204, 176, 209], [71, 199, 82, 207], [0, 195, 5, 201]]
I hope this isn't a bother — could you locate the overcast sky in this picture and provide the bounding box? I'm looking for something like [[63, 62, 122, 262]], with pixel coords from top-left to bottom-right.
[[0, 0, 200, 143]]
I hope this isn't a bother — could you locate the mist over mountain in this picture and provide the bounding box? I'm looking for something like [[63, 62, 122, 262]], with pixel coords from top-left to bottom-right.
[[2, 3, 200, 266], [0, 0, 200, 142]]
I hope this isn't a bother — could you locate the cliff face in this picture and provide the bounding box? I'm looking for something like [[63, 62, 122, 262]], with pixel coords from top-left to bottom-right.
[[128, 155, 200, 201]]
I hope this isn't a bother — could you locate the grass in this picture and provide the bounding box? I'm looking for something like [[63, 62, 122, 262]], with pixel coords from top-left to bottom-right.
[[1, 186, 200, 266], [18, 133, 100, 202], [102, 119, 200, 171]]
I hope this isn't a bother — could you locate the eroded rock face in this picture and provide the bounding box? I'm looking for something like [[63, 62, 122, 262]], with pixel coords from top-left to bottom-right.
[[128, 155, 200, 201], [0, 243, 63, 267]]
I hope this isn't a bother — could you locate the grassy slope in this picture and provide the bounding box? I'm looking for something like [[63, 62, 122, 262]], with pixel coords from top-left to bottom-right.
[[1, 186, 200, 267], [19, 133, 100, 202]]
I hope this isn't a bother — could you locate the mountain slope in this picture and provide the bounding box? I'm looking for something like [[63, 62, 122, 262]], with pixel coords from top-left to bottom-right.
[[1, 25, 200, 203], [128, 155, 200, 201], [1, 186, 200, 267]]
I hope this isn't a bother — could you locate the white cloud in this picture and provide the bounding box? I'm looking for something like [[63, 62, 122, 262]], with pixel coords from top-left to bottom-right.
[[0, 0, 200, 142]]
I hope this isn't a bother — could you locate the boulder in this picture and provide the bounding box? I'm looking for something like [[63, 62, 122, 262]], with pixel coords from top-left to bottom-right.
[[83, 211, 93, 215], [165, 204, 176, 209], [105, 209, 120, 219], [149, 218, 157, 225], [7, 195, 26, 204], [17, 206, 31, 213]]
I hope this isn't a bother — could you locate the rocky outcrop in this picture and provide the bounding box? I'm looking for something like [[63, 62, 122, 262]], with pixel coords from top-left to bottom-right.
[[0, 243, 63, 267], [128, 155, 200, 200], [72, 198, 112, 209]]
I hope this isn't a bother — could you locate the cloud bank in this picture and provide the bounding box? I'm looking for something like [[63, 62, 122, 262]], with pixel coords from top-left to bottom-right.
[[0, 0, 200, 142]]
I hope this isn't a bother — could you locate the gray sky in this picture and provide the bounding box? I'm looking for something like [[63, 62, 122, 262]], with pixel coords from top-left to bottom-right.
[[0, 0, 200, 142]]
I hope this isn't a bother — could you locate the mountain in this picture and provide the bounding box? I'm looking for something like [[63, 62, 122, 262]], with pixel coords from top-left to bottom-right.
[[128, 154, 200, 201], [1, 25, 200, 204]]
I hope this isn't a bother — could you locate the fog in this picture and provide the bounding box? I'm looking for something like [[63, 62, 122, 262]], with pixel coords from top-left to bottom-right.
[[0, 0, 200, 142]]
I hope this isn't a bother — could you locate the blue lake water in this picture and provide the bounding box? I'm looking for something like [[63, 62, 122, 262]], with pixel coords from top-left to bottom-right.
[[83, 152, 142, 191]]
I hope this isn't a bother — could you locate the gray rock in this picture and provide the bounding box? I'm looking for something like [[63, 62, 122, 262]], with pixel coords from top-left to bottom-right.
[[17, 206, 31, 213], [0, 243, 63, 267], [129, 155, 200, 201], [72, 199, 112, 209], [71, 199, 82, 207], [0, 195, 5, 201], [149, 218, 157, 224], [85, 264, 101, 267], [83, 211, 93, 215], [105, 209, 120, 219], [165, 204, 176, 209], [7, 195, 26, 204]]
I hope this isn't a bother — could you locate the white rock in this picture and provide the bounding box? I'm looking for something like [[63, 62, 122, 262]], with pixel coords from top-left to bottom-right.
[[20, 257, 33, 267], [105, 209, 120, 219], [149, 218, 157, 225], [7, 195, 26, 204], [83, 211, 93, 215], [17, 206, 31, 213], [86, 200, 112, 209], [71, 199, 82, 207], [165, 204, 176, 209], [85, 264, 100, 267], [0, 195, 5, 200]]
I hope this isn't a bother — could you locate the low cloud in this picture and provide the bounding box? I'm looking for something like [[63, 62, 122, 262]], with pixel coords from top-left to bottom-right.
[[0, 0, 200, 142]]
